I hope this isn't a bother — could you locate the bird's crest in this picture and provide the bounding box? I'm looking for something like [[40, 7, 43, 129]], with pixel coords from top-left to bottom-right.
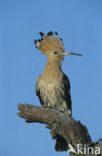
[[34, 31, 64, 54]]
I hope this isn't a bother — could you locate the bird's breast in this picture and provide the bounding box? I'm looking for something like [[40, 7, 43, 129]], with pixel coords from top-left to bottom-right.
[[37, 75, 67, 106]]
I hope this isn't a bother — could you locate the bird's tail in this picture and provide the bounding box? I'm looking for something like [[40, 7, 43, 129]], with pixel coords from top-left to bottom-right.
[[51, 131, 68, 151], [55, 134, 68, 151]]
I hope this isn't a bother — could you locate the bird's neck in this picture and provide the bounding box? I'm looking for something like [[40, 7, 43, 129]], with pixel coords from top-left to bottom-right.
[[42, 59, 62, 79]]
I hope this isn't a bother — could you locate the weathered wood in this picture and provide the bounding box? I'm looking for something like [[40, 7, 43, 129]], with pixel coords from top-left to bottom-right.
[[17, 104, 102, 156]]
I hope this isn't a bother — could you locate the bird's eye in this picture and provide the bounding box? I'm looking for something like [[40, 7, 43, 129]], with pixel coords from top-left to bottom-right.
[[54, 51, 58, 54]]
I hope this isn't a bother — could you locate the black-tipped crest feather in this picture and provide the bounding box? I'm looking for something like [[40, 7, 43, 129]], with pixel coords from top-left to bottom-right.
[[47, 31, 53, 36], [39, 32, 44, 37]]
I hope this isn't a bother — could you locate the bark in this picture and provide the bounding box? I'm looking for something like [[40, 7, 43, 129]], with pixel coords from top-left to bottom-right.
[[17, 104, 102, 156]]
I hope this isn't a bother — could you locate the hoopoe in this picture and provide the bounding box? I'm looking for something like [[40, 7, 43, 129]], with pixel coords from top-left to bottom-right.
[[34, 31, 82, 151]]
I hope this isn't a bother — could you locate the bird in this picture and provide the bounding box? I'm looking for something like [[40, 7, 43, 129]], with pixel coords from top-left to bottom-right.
[[34, 31, 82, 151]]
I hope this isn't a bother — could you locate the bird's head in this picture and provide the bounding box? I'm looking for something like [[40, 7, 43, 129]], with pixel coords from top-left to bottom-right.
[[34, 31, 82, 65]]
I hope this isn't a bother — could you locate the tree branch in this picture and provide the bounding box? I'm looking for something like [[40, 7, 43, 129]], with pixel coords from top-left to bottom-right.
[[17, 104, 102, 156]]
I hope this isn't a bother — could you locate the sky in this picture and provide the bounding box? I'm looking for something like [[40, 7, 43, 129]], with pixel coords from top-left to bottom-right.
[[0, 0, 102, 156]]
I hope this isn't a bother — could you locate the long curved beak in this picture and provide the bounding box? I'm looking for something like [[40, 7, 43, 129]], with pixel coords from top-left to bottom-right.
[[61, 52, 82, 56]]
